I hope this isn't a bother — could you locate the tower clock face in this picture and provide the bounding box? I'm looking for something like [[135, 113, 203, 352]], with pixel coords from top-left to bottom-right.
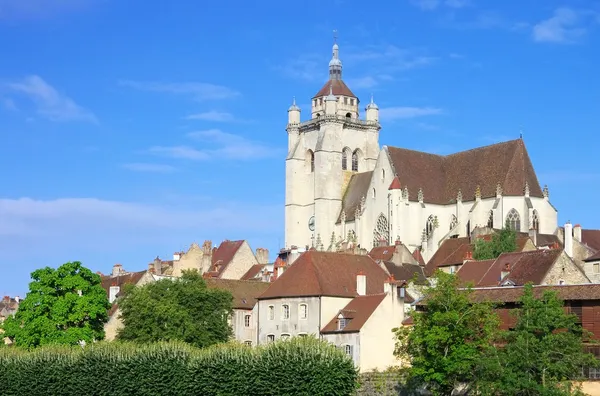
[[308, 216, 315, 231]]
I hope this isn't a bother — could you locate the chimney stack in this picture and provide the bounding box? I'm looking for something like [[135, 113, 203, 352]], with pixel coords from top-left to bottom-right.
[[501, 263, 511, 280], [255, 248, 269, 265], [356, 271, 367, 296], [574, 224, 582, 242], [112, 264, 123, 277], [173, 252, 181, 261], [109, 285, 120, 304], [463, 250, 473, 263], [529, 228, 537, 246], [564, 222, 573, 258]]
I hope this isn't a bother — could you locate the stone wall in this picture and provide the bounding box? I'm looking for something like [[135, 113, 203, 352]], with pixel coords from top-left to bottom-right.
[[355, 372, 404, 396]]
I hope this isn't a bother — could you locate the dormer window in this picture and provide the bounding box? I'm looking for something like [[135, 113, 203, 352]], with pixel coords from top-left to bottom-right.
[[338, 317, 348, 330]]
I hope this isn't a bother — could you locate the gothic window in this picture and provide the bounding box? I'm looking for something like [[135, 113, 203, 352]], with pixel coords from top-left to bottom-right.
[[373, 214, 390, 247], [506, 209, 521, 231], [346, 112, 352, 119], [382, 169, 385, 181], [449, 214, 458, 231], [466, 220, 471, 237], [342, 148, 351, 170], [372, 188, 376, 199], [426, 215, 435, 237], [487, 210, 494, 228], [352, 150, 359, 171], [306, 150, 314, 173], [532, 210, 540, 231]]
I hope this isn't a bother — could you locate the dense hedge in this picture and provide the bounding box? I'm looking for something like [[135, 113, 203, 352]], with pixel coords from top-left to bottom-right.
[[0, 337, 358, 396]]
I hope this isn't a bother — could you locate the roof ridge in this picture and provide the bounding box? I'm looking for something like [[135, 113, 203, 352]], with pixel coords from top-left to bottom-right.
[[386, 139, 521, 159]]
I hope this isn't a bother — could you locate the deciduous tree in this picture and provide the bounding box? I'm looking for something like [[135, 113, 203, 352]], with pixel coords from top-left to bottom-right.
[[1, 261, 110, 348], [473, 221, 518, 260]]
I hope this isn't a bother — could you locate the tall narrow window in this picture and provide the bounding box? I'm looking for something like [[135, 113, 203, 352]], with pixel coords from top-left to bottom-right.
[[426, 215, 435, 238], [267, 334, 275, 343], [487, 210, 494, 228], [344, 345, 353, 356], [282, 304, 290, 320], [338, 318, 348, 330], [342, 149, 348, 170], [449, 214, 458, 231], [268, 305, 274, 320], [299, 304, 308, 320], [532, 210, 540, 231], [244, 314, 251, 328], [352, 150, 359, 171], [306, 150, 314, 173], [506, 209, 521, 231]]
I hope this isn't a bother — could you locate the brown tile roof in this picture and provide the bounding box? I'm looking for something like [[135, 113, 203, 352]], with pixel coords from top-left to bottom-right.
[[382, 262, 428, 285], [584, 250, 600, 262], [321, 294, 386, 333], [204, 278, 270, 310], [389, 176, 401, 190], [338, 171, 373, 223], [412, 248, 426, 266], [241, 264, 265, 281], [314, 79, 357, 98], [386, 139, 543, 205], [402, 316, 414, 325], [456, 259, 496, 286], [369, 245, 397, 262], [259, 251, 389, 299], [582, 229, 600, 251], [468, 284, 600, 304], [101, 271, 146, 299], [516, 231, 560, 247], [208, 240, 244, 277]]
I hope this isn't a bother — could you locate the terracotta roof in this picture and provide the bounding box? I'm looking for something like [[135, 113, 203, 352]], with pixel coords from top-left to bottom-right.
[[208, 240, 244, 277], [386, 139, 543, 205], [404, 291, 415, 304], [469, 284, 600, 304], [313, 79, 357, 98], [388, 176, 401, 190], [338, 171, 373, 223], [259, 251, 389, 299], [412, 248, 426, 266], [241, 264, 265, 280], [402, 316, 414, 325], [382, 262, 428, 285], [101, 271, 146, 299], [584, 250, 600, 262], [456, 259, 496, 286], [369, 245, 397, 262], [321, 294, 386, 333], [204, 278, 270, 310], [582, 229, 600, 251], [516, 231, 560, 247]]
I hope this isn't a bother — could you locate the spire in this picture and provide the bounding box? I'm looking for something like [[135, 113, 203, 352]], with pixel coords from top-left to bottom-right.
[[288, 96, 300, 112], [329, 29, 342, 80], [366, 93, 378, 110]]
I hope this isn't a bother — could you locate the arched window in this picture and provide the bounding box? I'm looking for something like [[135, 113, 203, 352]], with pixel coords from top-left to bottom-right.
[[372, 214, 389, 247], [487, 210, 494, 228], [426, 215, 435, 237], [306, 150, 314, 173], [466, 220, 471, 236], [346, 112, 352, 119], [381, 169, 385, 181], [282, 304, 290, 320], [532, 210, 540, 231], [342, 148, 351, 170], [352, 150, 359, 171], [372, 188, 376, 199], [506, 209, 521, 231], [449, 214, 458, 231]]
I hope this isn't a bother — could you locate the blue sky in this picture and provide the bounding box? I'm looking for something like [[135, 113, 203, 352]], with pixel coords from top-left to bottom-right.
[[1, 0, 599, 296]]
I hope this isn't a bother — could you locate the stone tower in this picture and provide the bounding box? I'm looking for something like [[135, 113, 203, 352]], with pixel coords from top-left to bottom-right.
[[285, 34, 381, 250]]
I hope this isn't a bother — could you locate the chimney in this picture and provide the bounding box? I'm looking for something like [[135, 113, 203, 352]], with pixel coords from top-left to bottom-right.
[[289, 246, 299, 265], [14, 296, 20, 303], [153, 257, 162, 276], [574, 224, 582, 242], [564, 222, 573, 258], [501, 263, 511, 280], [173, 252, 181, 261], [201, 240, 213, 273], [463, 250, 473, 264], [109, 285, 120, 304], [529, 228, 537, 246], [356, 271, 367, 296], [112, 264, 123, 277], [2, 296, 9, 303], [256, 248, 269, 265]]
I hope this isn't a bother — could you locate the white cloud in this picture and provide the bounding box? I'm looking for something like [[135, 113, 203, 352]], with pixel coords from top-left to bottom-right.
[[119, 80, 240, 101], [149, 129, 281, 161], [121, 163, 177, 173], [185, 110, 236, 122], [0, 0, 92, 20], [0, 197, 281, 238], [379, 106, 443, 121], [533, 8, 588, 44], [6, 75, 96, 122]]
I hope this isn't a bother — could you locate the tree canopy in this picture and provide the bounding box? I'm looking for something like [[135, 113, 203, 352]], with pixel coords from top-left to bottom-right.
[[1, 261, 110, 349], [473, 221, 518, 260], [117, 270, 233, 348], [393, 271, 499, 395]]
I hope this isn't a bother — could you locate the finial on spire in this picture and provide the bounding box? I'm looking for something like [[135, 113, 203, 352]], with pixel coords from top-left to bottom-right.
[[370, 93, 374, 104], [292, 96, 296, 105], [329, 84, 333, 96], [519, 124, 523, 139], [333, 29, 338, 44]]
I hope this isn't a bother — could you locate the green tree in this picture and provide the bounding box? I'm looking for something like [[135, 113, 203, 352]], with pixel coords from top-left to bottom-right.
[[1, 261, 110, 349], [117, 270, 233, 348], [473, 220, 518, 260], [475, 284, 598, 395], [393, 271, 499, 395]]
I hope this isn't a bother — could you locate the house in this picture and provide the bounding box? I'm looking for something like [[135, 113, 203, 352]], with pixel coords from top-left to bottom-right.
[[204, 278, 270, 345], [455, 248, 591, 287], [1, 296, 20, 345], [257, 250, 405, 371]]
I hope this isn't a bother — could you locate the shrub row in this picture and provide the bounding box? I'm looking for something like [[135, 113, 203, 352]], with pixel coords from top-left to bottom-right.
[[0, 337, 358, 396]]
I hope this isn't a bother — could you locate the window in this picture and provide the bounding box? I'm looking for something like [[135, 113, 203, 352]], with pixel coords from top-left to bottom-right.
[[298, 333, 308, 338], [282, 304, 290, 320], [344, 345, 353, 356], [244, 314, 251, 328], [319, 98, 322, 105], [381, 169, 385, 181], [299, 304, 308, 320], [372, 188, 376, 199], [344, 97, 348, 105], [449, 214, 458, 231], [244, 341, 252, 346], [532, 210, 540, 231], [267, 334, 275, 343], [426, 215, 435, 237], [594, 263, 599, 274], [268, 305, 274, 320], [487, 210, 494, 228], [345, 112, 351, 118], [373, 214, 390, 248], [342, 148, 350, 170], [338, 318, 348, 330], [351, 150, 359, 171], [350, 99, 355, 106], [306, 150, 314, 173], [281, 333, 290, 340], [506, 209, 521, 231], [313, 99, 317, 106]]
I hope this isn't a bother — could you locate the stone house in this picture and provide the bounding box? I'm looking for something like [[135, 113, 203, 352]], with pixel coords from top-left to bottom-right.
[[1, 295, 20, 345]]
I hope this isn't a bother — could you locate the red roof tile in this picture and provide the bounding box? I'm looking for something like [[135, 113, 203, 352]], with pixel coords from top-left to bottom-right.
[[313, 79, 357, 98], [208, 240, 244, 277], [368, 245, 397, 262], [101, 271, 146, 299], [205, 278, 270, 310], [469, 284, 600, 304], [386, 139, 543, 205], [259, 251, 389, 299], [456, 259, 496, 286], [582, 229, 600, 251], [241, 264, 265, 281], [412, 248, 425, 266], [321, 294, 386, 333], [388, 176, 401, 190]]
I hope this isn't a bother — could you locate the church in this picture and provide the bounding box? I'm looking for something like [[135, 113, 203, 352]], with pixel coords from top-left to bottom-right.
[[284, 40, 558, 263]]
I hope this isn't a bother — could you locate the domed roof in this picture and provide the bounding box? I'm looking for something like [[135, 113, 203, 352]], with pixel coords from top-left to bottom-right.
[[366, 95, 378, 110], [288, 97, 300, 112], [329, 58, 342, 67]]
